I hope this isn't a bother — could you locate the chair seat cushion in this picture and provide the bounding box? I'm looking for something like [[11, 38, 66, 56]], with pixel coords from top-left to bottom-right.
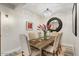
[[43, 46, 54, 53], [31, 48, 40, 56]]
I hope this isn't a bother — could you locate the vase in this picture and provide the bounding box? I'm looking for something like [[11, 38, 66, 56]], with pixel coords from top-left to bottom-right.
[[44, 31, 47, 40]]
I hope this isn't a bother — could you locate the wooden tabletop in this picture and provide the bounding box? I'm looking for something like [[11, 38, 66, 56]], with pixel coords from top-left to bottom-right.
[[29, 36, 55, 49]]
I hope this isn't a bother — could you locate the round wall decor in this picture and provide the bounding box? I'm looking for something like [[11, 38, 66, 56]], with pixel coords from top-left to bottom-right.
[[47, 17, 63, 32]]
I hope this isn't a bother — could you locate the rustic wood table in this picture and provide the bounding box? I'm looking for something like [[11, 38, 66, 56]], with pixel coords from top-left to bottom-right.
[[29, 36, 55, 56]]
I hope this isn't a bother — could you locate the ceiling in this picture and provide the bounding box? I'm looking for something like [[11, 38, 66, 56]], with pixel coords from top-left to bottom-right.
[[22, 3, 73, 17], [0, 3, 73, 16], [0, 3, 25, 9]]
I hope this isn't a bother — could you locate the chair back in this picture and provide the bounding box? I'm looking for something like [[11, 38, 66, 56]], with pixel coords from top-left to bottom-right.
[[51, 31, 59, 41], [28, 31, 39, 40], [58, 32, 63, 46], [52, 31, 59, 37], [19, 34, 31, 55], [53, 32, 63, 51]]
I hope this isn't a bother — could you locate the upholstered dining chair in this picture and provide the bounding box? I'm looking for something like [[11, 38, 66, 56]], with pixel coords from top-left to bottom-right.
[[28, 31, 39, 40], [51, 31, 59, 37], [56, 33, 63, 55], [42, 32, 63, 56], [19, 34, 40, 56]]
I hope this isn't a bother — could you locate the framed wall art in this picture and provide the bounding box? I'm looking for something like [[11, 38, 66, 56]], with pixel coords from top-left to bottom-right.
[[26, 21, 33, 30], [72, 3, 77, 36]]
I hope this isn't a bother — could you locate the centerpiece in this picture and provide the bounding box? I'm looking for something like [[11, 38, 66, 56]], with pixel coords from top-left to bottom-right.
[[37, 24, 51, 40]]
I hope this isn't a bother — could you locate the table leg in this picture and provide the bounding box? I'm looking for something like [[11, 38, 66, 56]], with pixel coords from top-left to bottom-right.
[[40, 49, 42, 56]]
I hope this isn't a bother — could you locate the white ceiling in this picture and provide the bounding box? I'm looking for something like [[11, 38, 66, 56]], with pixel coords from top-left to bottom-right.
[[0, 3, 73, 16], [23, 3, 73, 14]]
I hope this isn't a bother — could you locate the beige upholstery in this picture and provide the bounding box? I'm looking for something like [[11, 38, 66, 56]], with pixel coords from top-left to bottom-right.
[[43, 32, 63, 56], [19, 34, 40, 56], [51, 31, 59, 36], [28, 31, 39, 40], [30, 48, 40, 56]]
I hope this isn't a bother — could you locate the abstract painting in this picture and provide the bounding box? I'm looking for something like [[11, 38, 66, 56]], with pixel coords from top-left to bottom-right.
[[26, 21, 33, 30]]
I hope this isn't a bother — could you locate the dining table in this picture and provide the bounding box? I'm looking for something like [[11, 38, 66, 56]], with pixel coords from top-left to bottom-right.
[[29, 36, 55, 56]]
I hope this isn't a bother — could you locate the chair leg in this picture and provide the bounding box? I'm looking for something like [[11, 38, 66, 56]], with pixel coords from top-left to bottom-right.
[[52, 50, 57, 56], [55, 52, 58, 56], [22, 51, 24, 56]]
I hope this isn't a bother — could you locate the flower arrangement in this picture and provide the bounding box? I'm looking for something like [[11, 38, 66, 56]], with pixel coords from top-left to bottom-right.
[[37, 24, 51, 39]]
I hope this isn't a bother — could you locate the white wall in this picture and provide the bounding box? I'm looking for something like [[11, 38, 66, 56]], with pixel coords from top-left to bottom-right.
[[1, 5, 41, 55], [0, 5, 21, 55]]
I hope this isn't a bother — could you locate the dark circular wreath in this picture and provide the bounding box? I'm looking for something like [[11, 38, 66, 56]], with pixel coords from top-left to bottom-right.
[[47, 17, 63, 32]]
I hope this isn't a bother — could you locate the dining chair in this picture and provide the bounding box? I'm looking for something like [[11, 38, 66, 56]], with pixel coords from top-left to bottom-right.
[[42, 32, 63, 56], [51, 31, 59, 36], [19, 34, 40, 56], [56, 33, 63, 55], [28, 31, 39, 40]]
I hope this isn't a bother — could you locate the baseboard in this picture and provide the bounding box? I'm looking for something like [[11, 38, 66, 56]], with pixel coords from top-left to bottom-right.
[[62, 43, 75, 55], [62, 43, 74, 47], [1, 47, 21, 56]]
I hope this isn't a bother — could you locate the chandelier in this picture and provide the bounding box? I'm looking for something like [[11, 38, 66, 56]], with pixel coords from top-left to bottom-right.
[[42, 8, 52, 17]]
